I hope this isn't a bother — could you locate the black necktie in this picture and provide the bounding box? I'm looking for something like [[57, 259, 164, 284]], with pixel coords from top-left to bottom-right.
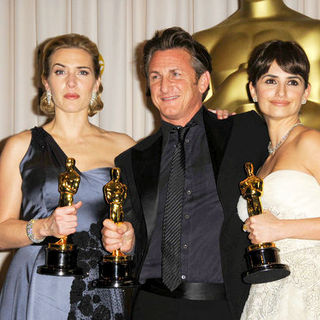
[[162, 126, 188, 291]]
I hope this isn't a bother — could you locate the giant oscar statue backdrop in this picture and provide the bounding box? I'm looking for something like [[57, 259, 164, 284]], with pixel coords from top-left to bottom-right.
[[194, 0, 320, 129]]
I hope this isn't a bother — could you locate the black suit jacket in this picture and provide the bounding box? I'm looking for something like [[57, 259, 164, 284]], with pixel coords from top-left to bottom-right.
[[115, 108, 269, 319]]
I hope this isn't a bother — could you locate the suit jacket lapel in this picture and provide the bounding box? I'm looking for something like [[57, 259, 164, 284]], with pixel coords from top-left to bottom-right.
[[132, 131, 162, 241]]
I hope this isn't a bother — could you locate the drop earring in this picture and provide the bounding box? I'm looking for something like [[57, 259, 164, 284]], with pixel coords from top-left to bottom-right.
[[46, 91, 52, 105]]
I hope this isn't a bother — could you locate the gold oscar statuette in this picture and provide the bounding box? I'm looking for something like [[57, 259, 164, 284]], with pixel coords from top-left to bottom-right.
[[240, 162, 290, 283], [95, 167, 136, 288], [37, 157, 84, 276]]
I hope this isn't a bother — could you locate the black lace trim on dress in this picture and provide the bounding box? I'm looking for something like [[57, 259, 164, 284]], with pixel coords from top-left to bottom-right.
[[67, 219, 125, 320]]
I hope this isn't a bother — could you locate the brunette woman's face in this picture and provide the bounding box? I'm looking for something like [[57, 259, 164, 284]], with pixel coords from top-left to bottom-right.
[[249, 60, 310, 121]]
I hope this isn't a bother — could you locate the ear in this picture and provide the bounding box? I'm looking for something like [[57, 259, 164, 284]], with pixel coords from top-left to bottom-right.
[[198, 71, 210, 94], [93, 77, 101, 93], [303, 83, 311, 101], [248, 82, 257, 101], [42, 77, 50, 92]]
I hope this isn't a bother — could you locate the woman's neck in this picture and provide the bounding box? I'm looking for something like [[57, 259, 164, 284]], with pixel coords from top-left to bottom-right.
[[44, 113, 94, 141], [266, 117, 301, 147], [239, 0, 289, 18]]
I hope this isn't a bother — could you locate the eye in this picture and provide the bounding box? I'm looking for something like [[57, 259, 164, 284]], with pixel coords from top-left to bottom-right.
[[79, 70, 89, 76], [288, 79, 299, 86], [150, 74, 160, 81], [170, 70, 182, 78], [54, 69, 65, 75], [265, 78, 276, 85]]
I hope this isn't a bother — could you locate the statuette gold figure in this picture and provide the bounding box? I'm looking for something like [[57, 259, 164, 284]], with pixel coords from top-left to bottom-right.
[[55, 157, 80, 248], [104, 167, 127, 225], [239, 162, 263, 217]]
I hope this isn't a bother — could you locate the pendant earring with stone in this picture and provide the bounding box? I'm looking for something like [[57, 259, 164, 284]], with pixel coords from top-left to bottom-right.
[[46, 91, 52, 105]]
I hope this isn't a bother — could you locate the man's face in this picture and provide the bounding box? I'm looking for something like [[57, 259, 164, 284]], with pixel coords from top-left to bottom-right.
[[148, 48, 209, 126]]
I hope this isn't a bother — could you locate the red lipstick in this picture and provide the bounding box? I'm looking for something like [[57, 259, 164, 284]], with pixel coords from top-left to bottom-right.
[[64, 93, 80, 100], [270, 100, 289, 106]]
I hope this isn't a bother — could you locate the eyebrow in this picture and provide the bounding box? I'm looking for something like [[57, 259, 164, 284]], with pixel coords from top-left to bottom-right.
[[149, 68, 181, 75], [52, 63, 92, 70], [262, 74, 302, 80]]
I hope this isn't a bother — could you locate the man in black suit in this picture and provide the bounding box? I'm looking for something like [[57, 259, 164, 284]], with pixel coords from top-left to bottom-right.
[[102, 27, 268, 320]]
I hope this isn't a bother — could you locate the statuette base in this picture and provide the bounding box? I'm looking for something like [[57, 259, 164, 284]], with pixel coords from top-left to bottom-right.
[[94, 255, 137, 288], [37, 245, 84, 277], [244, 263, 290, 284], [243, 243, 290, 283]]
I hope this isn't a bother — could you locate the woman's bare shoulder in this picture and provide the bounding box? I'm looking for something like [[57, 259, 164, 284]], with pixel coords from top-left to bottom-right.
[[2, 130, 32, 158], [110, 131, 135, 148], [295, 127, 320, 175], [296, 127, 320, 151], [97, 127, 136, 150], [0, 130, 32, 176]]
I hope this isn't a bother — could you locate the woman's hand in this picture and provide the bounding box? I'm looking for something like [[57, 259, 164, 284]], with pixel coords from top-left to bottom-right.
[[101, 219, 135, 253], [243, 210, 283, 244], [39, 201, 82, 238]]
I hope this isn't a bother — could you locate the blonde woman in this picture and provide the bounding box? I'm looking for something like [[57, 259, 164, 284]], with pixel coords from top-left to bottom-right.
[[0, 34, 135, 319]]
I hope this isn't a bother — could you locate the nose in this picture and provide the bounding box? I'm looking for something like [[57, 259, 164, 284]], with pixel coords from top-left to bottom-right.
[[66, 73, 77, 88], [276, 83, 286, 97], [160, 76, 170, 93]]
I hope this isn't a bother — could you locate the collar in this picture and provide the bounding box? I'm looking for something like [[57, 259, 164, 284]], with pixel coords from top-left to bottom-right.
[[161, 106, 205, 144]]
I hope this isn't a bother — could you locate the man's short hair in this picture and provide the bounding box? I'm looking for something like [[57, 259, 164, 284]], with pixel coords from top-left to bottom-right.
[[143, 27, 212, 100]]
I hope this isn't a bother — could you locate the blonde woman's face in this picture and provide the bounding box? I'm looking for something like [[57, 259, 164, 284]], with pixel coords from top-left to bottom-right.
[[43, 48, 100, 115]]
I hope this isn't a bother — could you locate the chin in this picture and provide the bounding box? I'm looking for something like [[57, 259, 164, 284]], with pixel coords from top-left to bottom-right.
[[162, 111, 181, 120]]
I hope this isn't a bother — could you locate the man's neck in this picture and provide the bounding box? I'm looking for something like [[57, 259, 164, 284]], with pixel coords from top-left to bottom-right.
[[162, 106, 203, 128]]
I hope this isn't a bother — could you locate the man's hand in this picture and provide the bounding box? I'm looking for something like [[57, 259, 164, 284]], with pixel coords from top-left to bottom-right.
[[210, 109, 236, 119], [101, 219, 135, 253]]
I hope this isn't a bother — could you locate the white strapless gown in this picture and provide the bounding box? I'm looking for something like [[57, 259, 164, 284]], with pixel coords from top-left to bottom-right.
[[237, 170, 320, 320]]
